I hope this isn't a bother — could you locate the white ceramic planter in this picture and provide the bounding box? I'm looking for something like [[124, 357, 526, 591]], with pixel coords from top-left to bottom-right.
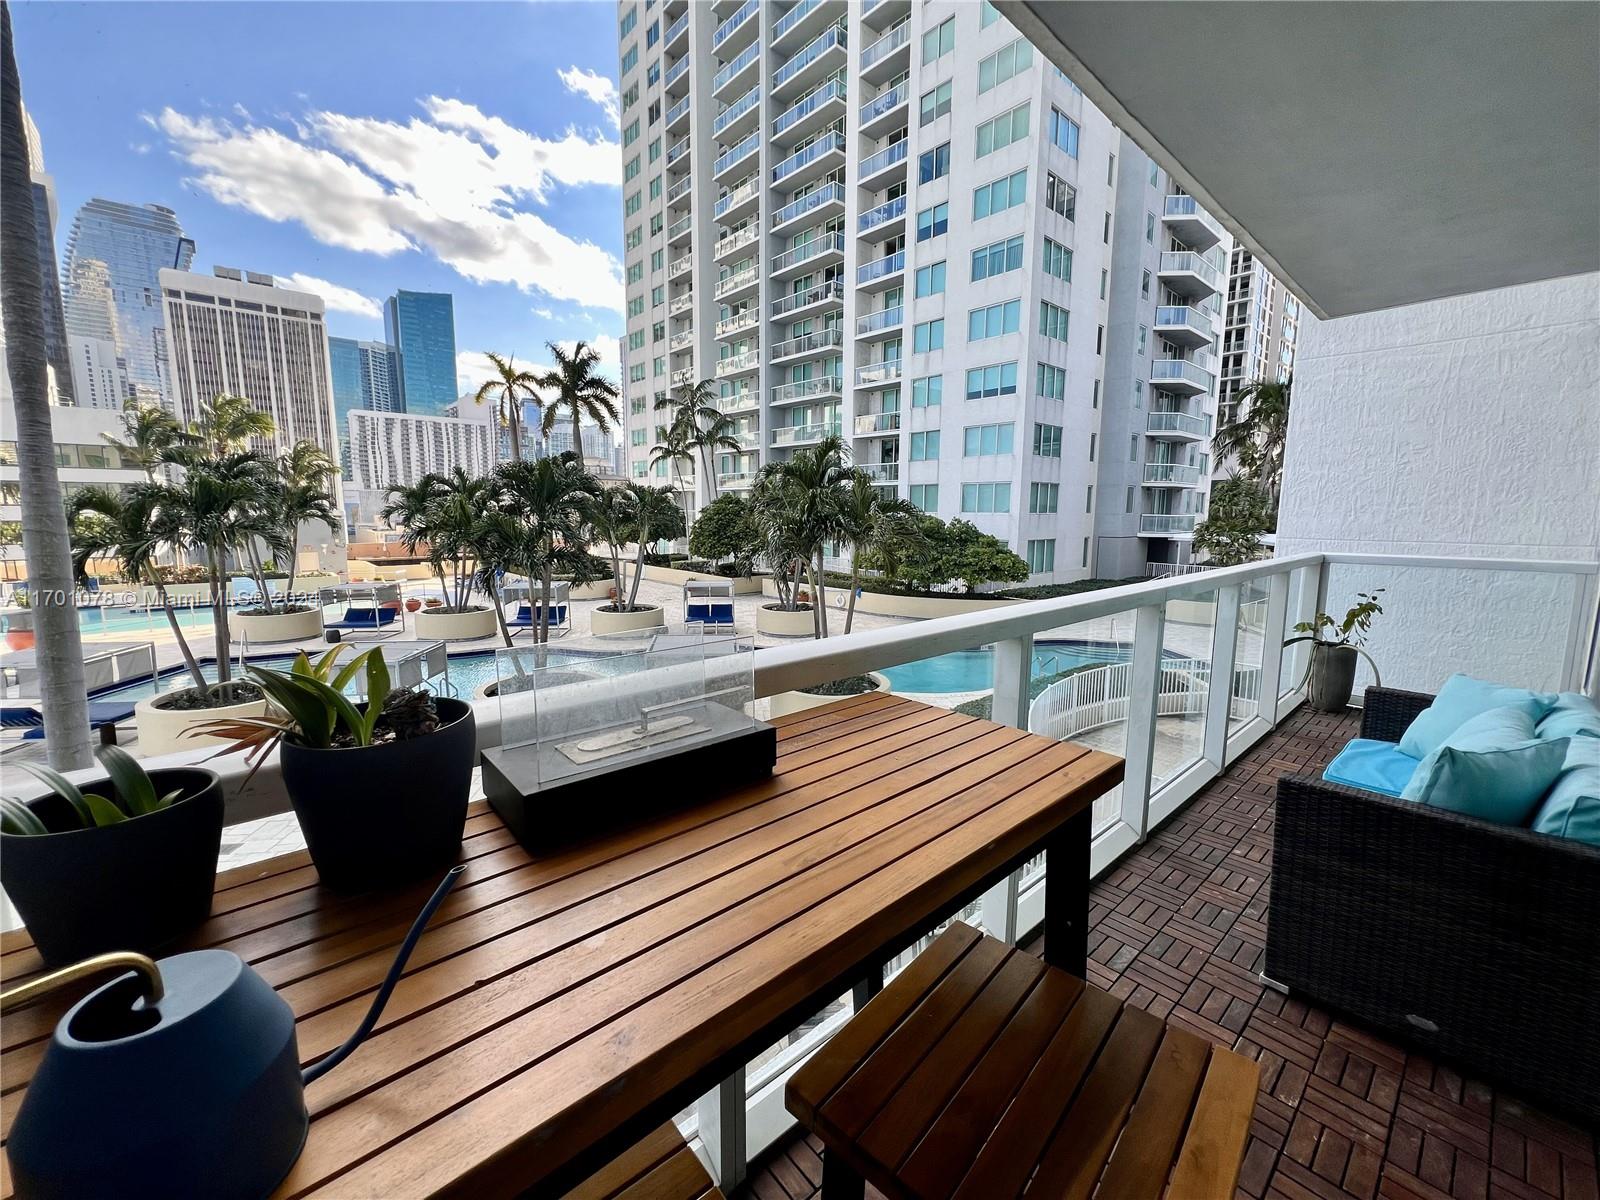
[[756, 603, 819, 637], [135, 691, 270, 758], [414, 606, 498, 642], [768, 673, 893, 718], [590, 604, 666, 635], [233, 606, 324, 644]]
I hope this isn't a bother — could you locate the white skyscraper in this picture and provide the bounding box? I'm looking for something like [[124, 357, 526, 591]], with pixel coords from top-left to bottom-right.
[[347, 408, 496, 493], [1218, 246, 1300, 431]]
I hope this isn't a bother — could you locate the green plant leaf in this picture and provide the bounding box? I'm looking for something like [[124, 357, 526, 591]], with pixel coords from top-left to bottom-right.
[[0, 796, 50, 836], [156, 788, 186, 809], [290, 651, 313, 678], [246, 668, 335, 747], [94, 744, 156, 816], [81, 793, 128, 827], [295, 675, 371, 747], [328, 647, 372, 694], [13, 762, 94, 828], [313, 645, 347, 680], [362, 653, 391, 745]]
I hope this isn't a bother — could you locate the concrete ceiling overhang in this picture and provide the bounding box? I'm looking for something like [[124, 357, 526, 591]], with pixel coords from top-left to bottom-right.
[[1000, 1, 1600, 318]]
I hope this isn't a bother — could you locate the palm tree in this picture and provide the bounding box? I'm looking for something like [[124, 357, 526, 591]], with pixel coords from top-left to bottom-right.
[[835, 473, 923, 634], [2, 2, 91, 768], [654, 379, 740, 499], [621, 484, 687, 611], [648, 421, 694, 496], [1213, 375, 1292, 505], [763, 434, 852, 637], [472, 351, 542, 463], [102, 401, 191, 479], [538, 340, 621, 467], [381, 468, 493, 611], [582, 485, 638, 605], [191, 392, 276, 457], [272, 441, 340, 608], [492, 455, 600, 642]]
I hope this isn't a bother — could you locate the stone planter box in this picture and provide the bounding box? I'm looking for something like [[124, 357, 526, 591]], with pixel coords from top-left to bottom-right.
[[590, 604, 666, 635], [414, 606, 498, 642], [135, 691, 270, 758], [760, 577, 1017, 619], [233, 606, 323, 644], [757, 603, 820, 637], [767, 672, 892, 719], [566, 579, 614, 601]]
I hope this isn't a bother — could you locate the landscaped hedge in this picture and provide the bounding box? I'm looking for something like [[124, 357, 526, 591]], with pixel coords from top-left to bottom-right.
[[815, 572, 1145, 602]]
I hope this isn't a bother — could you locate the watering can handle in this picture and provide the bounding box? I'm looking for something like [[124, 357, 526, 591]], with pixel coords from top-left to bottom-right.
[[0, 951, 164, 1012]]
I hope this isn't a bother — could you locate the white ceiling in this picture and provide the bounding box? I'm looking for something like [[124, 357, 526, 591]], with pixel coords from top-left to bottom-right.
[[1000, 1, 1600, 318]]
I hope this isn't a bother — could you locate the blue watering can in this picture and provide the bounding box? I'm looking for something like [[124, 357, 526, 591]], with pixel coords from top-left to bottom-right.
[[2, 866, 465, 1199]]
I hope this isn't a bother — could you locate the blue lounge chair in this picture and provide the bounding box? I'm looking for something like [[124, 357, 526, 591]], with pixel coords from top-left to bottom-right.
[[320, 584, 404, 640], [1, 701, 136, 745], [686, 600, 735, 625], [505, 581, 570, 637]]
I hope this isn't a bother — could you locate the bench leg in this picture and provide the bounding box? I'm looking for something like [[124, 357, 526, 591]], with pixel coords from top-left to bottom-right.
[[98, 723, 118, 747], [821, 1150, 865, 1200], [1043, 807, 1091, 977], [851, 960, 884, 1011]]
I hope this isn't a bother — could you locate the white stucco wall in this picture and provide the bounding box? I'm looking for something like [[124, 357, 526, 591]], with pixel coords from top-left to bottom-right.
[[1276, 273, 1600, 694]]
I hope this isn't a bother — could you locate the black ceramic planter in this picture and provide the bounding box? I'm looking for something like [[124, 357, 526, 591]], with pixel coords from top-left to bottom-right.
[[0, 769, 223, 966], [280, 697, 475, 892]]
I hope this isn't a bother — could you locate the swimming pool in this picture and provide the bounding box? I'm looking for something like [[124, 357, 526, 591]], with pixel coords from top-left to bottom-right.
[[878, 640, 1137, 694]]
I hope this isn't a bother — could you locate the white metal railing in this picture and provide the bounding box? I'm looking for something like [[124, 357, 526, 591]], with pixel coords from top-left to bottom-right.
[[1146, 410, 1207, 437], [671, 366, 695, 387], [854, 410, 900, 435], [860, 19, 910, 70], [713, 86, 761, 138], [771, 376, 843, 404], [714, 227, 759, 259], [670, 291, 695, 315], [772, 328, 843, 358], [772, 131, 845, 184], [715, 310, 759, 338], [715, 266, 758, 297], [1027, 658, 1264, 746], [773, 79, 847, 139], [669, 253, 694, 278], [773, 182, 845, 229], [1147, 561, 1214, 578], [713, 175, 760, 219], [860, 81, 908, 126], [715, 349, 760, 375], [858, 195, 906, 233], [856, 249, 905, 285], [773, 24, 845, 92], [771, 420, 841, 447], [855, 304, 903, 336], [669, 329, 695, 351], [858, 139, 908, 179], [854, 360, 902, 387], [1143, 461, 1203, 486], [772, 231, 845, 272], [1140, 513, 1198, 534], [771, 278, 843, 317], [713, 41, 761, 95]]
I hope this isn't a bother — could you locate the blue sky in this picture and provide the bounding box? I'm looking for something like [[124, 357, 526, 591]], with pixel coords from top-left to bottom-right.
[[11, 0, 624, 395]]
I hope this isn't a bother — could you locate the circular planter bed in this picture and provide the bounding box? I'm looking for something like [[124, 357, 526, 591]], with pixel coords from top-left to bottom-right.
[[567, 579, 614, 601], [591, 604, 666, 635], [768, 672, 893, 719], [413, 605, 498, 642], [1, 768, 223, 964], [281, 697, 475, 891], [756, 603, 818, 637], [233, 605, 323, 644], [135, 686, 269, 758]]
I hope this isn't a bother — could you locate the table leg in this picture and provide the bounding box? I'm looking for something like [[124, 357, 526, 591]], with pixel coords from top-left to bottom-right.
[[821, 1149, 866, 1200], [1043, 807, 1091, 977], [852, 960, 884, 1011]]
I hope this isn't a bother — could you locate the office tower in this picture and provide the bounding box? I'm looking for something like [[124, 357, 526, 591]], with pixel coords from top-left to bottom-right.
[[542, 420, 619, 471], [616, 0, 1123, 581], [61, 199, 195, 409], [65, 337, 128, 411], [346, 408, 496, 493], [329, 337, 400, 478], [383, 290, 458, 415], [0, 106, 75, 407], [1218, 246, 1300, 430], [159, 267, 339, 466]]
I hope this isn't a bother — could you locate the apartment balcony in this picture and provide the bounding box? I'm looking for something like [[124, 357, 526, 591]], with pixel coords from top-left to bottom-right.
[[1142, 462, 1203, 487], [857, 138, 908, 189], [714, 226, 759, 262], [771, 419, 841, 448], [772, 24, 846, 101], [667, 175, 693, 208], [772, 0, 836, 52], [667, 216, 692, 246], [714, 309, 759, 340], [668, 252, 694, 281], [669, 290, 695, 316], [715, 348, 760, 378], [771, 375, 844, 405], [713, 85, 762, 142], [771, 278, 844, 320], [772, 79, 847, 143], [772, 327, 843, 362], [859, 0, 911, 31], [854, 303, 904, 341], [714, 265, 759, 302], [669, 329, 695, 353], [771, 231, 845, 279], [666, 136, 692, 169], [857, 194, 906, 239], [853, 359, 902, 388], [710, 0, 759, 57], [1145, 409, 1208, 440], [772, 181, 845, 233], [712, 40, 760, 102], [859, 18, 911, 84], [664, 54, 690, 98], [1157, 250, 1225, 300], [1137, 512, 1198, 536], [1162, 194, 1225, 252], [719, 390, 760, 416], [860, 460, 900, 483], [1151, 357, 1216, 397], [716, 468, 757, 489], [664, 10, 689, 53], [1152, 304, 1217, 349], [666, 95, 692, 136], [713, 131, 759, 181], [854, 410, 901, 436], [855, 248, 906, 291], [771, 131, 846, 189], [859, 80, 909, 139], [713, 174, 760, 222], [671, 365, 695, 388]]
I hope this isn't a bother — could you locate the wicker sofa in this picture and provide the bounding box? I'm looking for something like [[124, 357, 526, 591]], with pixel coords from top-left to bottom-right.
[[1267, 686, 1600, 1123]]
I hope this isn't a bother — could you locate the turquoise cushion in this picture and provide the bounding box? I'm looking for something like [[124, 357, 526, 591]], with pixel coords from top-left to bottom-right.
[[1535, 692, 1600, 743], [1396, 674, 1559, 759], [1530, 738, 1600, 846], [1322, 738, 1422, 797], [1401, 706, 1570, 825]]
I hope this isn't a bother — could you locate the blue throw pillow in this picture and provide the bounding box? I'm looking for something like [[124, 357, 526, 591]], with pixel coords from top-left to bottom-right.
[[1322, 738, 1421, 797], [1401, 706, 1570, 825], [1530, 738, 1600, 847], [1535, 692, 1600, 743], [1396, 674, 1559, 759]]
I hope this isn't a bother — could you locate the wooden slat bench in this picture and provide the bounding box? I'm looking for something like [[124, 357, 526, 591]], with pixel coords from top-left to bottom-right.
[[561, 1123, 722, 1200], [787, 923, 1259, 1200]]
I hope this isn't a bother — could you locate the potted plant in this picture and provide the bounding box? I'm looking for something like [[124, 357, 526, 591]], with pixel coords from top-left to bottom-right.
[[383, 470, 499, 641], [1284, 589, 1385, 711], [0, 746, 223, 965], [234, 441, 341, 643], [590, 483, 683, 635], [2, 588, 33, 651], [196, 646, 474, 891]]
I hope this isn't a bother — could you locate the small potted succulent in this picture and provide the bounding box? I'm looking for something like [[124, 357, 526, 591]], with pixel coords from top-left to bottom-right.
[[196, 646, 474, 892], [1284, 589, 1385, 711], [0, 746, 223, 965]]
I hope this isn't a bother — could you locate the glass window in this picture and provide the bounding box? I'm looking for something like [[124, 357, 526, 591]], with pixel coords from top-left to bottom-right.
[[620, 8, 637, 37], [624, 155, 641, 182], [627, 296, 645, 318], [975, 103, 1030, 158], [1032, 422, 1062, 457], [977, 37, 1032, 92], [651, 285, 665, 305], [626, 262, 644, 284], [960, 481, 1012, 512], [962, 422, 1014, 456], [921, 16, 955, 63], [1029, 483, 1059, 514], [919, 81, 953, 124], [1138, 326, 1147, 355], [1026, 539, 1056, 573], [973, 170, 1027, 220], [914, 261, 946, 297], [1146, 212, 1156, 242], [918, 142, 951, 183], [1042, 238, 1072, 281], [621, 46, 638, 74], [913, 319, 945, 352], [1048, 107, 1080, 157], [981, 1, 1002, 28], [911, 375, 942, 407], [649, 176, 662, 200], [910, 483, 939, 512], [967, 299, 1021, 341], [625, 191, 642, 216], [1036, 362, 1066, 400], [910, 430, 940, 460], [964, 361, 1018, 399], [1039, 301, 1069, 342], [971, 236, 1025, 281], [1141, 269, 1151, 298], [1044, 172, 1076, 220], [916, 202, 949, 241], [628, 330, 646, 351], [623, 118, 640, 146]]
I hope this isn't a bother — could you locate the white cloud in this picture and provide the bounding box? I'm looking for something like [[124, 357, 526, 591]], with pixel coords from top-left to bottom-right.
[[154, 87, 624, 312], [281, 273, 381, 318], [558, 66, 620, 129], [454, 335, 621, 397]]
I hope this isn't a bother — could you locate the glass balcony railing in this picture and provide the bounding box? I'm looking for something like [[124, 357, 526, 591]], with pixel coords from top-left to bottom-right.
[[861, 461, 899, 483], [713, 86, 761, 138], [711, 0, 758, 50], [772, 231, 844, 272], [854, 411, 901, 435], [772, 131, 845, 183], [859, 81, 908, 126], [667, 176, 693, 204], [1162, 194, 1224, 241], [771, 278, 843, 318], [771, 376, 843, 404], [713, 41, 761, 95], [854, 360, 902, 387], [713, 175, 759, 218], [715, 266, 759, 296], [772, 328, 843, 359], [1146, 410, 1208, 438], [664, 56, 689, 90], [1154, 305, 1215, 337], [716, 468, 758, 488], [858, 194, 906, 233], [857, 139, 907, 179], [773, 25, 845, 92], [1143, 462, 1202, 486], [1139, 513, 1198, 534], [772, 79, 847, 139], [667, 216, 691, 242], [855, 305, 903, 336], [772, 182, 844, 229], [715, 227, 759, 259], [771, 420, 842, 447], [714, 131, 760, 176], [666, 137, 692, 166], [1159, 251, 1224, 290], [772, 0, 823, 44], [667, 96, 691, 128], [860, 19, 910, 70], [1151, 358, 1216, 391], [719, 391, 759, 414], [855, 249, 905, 285], [715, 310, 758, 338], [665, 12, 688, 47]]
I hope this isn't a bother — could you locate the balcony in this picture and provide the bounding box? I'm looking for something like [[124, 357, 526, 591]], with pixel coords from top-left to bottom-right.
[[668, 253, 694, 280], [715, 309, 759, 340], [1151, 357, 1216, 396], [712, 40, 760, 101], [771, 419, 841, 448], [859, 19, 910, 84], [854, 410, 901, 435], [1137, 512, 1198, 535], [713, 174, 760, 222], [857, 194, 906, 238], [667, 215, 692, 246], [859, 80, 909, 138], [719, 390, 760, 415], [667, 175, 693, 206], [771, 130, 845, 188], [669, 290, 694, 315], [772, 24, 846, 100], [666, 136, 692, 168], [771, 278, 843, 319], [711, 0, 759, 55], [716, 468, 757, 489], [666, 95, 692, 135], [664, 54, 690, 96], [1157, 250, 1224, 300], [713, 131, 759, 181], [715, 348, 760, 377], [859, 0, 910, 30], [772, 78, 847, 142], [853, 359, 902, 388], [771, 375, 843, 405], [714, 226, 759, 262], [857, 138, 908, 188], [1152, 304, 1217, 349], [772, 0, 833, 51], [772, 327, 843, 361], [714, 265, 759, 301], [712, 85, 762, 141], [1162, 194, 1225, 252], [854, 304, 903, 340], [671, 365, 695, 388], [1145, 410, 1208, 440], [855, 249, 905, 291], [860, 460, 899, 482], [664, 10, 689, 52], [771, 231, 845, 278], [772, 182, 845, 232], [1142, 462, 1203, 487], [669, 328, 695, 352]]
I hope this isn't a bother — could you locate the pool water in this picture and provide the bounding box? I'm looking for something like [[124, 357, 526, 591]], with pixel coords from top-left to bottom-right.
[[78, 606, 217, 636], [879, 641, 1135, 694]]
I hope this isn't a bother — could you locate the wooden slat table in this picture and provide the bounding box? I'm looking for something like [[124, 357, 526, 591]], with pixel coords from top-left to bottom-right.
[[0, 694, 1122, 1198]]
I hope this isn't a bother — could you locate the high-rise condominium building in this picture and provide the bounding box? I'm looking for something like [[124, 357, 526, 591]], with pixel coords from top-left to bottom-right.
[[383, 290, 458, 416], [616, 0, 1221, 582], [346, 408, 496, 493], [159, 267, 339, 465], [329, 337, 400, 479], [0, 106, 76, 407], [62, 199, 195, 410], [1218, 246, 1299, 430]]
